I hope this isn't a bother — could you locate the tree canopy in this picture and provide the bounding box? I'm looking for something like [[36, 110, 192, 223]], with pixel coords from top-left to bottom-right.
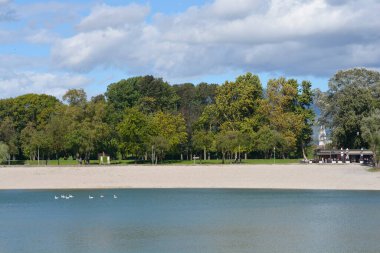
[[0, 72, 320, 163]]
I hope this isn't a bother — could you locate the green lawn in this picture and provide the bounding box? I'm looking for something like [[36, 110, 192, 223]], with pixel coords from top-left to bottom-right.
[[22, 158, 300, 166]]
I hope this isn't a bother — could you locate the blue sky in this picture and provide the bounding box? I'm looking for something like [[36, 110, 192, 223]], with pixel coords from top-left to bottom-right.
[[1, 0, 379, 99]]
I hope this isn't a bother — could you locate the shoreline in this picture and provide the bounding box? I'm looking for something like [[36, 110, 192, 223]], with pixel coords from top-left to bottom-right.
[[0, 164, 379, 191]]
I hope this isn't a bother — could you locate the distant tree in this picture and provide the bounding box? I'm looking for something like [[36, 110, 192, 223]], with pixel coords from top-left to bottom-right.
[[117, 107, 153, 159], [44, 114, 68, 165], [63, 89, 87, 107], [215, 131, 242, 164], [264, 78, 304, 157], [105, 75, 178, 114], [296, 81, 315, 159], [0, 142, 9, 163], [20, 122, 39, 161], [192, 130, 214, 160], [0, 117, 18, 161], [214, 72, 263, 131], [151, 111, 187, 161], [319, 68, 380, 148], [0, 94, 60, 132], [254, 126, 284, 159], [361, 110, 380, 168]]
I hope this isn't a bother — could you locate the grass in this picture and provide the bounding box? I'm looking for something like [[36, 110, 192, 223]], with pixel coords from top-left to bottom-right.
[[367, 167, 380, 172], [21, 158, 300, 166]]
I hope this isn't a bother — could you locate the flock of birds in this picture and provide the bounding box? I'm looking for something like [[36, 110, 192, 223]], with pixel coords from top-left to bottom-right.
[[54, 194, 118, 200]]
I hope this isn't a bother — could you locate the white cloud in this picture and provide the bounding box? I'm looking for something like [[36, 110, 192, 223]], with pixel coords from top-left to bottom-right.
[[26, 29, 60, 44], [0, 70, 90, 98], [77, 3, 150, 32], [52, 0, 380, 80]]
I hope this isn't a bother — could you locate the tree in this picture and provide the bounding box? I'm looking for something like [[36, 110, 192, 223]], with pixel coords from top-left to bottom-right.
[[192, 130, 214, 160], [20, 122, 39, 161], [44, 114, 68, 165], [62, 89, 87, 107], [117, 107, 153, 160], [319, 68, 380, 148], [296, 81, 315, 160], [0, 94, 60, 133], [263, 78, 305, 157], [254, 126, 284, 159], [150, 111, 187, 162], [215, 131, 242, 164], [214, 72, 263, 131], [361, 110, 380, 168], [0, 142, 9, 163], [0, 117, 18, 161]]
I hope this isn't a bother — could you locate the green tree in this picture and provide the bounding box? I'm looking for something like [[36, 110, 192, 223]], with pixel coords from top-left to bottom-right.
[[44, 114, 68, 165], [215, 131, 242, 164], [20, 122, 39, 161], [254, 126, 284, 159], [0, 117, 18, 161], [215, 72, 263, 131], [151, 111, 187, 162], [319, 68, 380, 148], [0, 94, 60, 133], [192, 130, 214, 160], [62, 89, 87, 107], [296, 81, 315, 160], [0, 142, 9, 163], [117, 107, 153, 160], [264, 78, 304, 157], [361, 110, 380, 168]]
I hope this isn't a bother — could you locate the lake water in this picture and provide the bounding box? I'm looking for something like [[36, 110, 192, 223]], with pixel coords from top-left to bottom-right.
[[1, 189, 380, 253]]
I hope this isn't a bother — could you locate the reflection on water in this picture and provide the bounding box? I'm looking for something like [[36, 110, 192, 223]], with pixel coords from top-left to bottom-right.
[[1, 189, 380, 253]]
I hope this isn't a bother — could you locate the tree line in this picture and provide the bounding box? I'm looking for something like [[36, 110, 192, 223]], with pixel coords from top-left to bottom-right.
[[0, 73, 315, 163], [316, 68, 380, 167], [0, 73, 315, 164]]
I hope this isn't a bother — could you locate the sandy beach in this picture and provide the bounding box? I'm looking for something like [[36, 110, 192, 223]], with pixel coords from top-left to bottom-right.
[[0, 163, 379, 190]]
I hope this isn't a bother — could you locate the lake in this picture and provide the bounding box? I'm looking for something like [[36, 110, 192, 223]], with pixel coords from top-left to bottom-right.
[[1, 189, 380, 253]]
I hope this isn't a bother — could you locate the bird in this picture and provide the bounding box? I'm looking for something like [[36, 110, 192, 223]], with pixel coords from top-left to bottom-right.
[[113, 194, 118, 199], [60, 195, 65, 199], [54, 196, 59, 200], [69, 194, 74, 198], [100, 195, 104, 198], [89, 195, 94, 199]]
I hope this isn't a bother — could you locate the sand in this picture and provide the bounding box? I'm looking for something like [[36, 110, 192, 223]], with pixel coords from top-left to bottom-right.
[[0, 163, 379, 190]]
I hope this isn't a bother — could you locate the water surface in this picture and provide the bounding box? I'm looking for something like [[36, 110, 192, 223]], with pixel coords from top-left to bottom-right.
[[1, 189, 380, 253]]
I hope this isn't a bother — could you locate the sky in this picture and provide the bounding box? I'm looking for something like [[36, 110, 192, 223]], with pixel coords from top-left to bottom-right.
[[0, 0, 379, 99]]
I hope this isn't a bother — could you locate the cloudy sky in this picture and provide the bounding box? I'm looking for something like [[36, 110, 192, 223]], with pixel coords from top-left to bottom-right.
[[1, 0, 379, 99]]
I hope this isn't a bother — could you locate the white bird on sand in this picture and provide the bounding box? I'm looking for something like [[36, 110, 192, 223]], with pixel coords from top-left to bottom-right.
[[89, 195, 94, 199], [54, 196, 59, 200], [113, 194, 118, 199]]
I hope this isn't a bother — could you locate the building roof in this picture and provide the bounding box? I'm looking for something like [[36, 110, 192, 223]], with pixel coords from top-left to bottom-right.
[[315, 149, 373, 156]]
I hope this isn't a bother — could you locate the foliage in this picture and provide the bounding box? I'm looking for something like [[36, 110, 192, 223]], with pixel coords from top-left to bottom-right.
[[318, 68, 380, 148], [192, 130, 215, 160], [361, 110, 380, 168], [0, 72, 319, 163], [0, 142, 9, 163], [117, 107, 153, 158], [62, 89, 87, 107]]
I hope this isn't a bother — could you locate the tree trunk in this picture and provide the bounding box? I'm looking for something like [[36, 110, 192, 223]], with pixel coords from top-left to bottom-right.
[[301, 142, 308, 160], [222, 150, 225, 164], [204, 147, 207, 161]]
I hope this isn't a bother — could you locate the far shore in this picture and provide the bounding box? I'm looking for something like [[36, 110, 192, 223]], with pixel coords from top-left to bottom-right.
[[0, 164, 379, 191]]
